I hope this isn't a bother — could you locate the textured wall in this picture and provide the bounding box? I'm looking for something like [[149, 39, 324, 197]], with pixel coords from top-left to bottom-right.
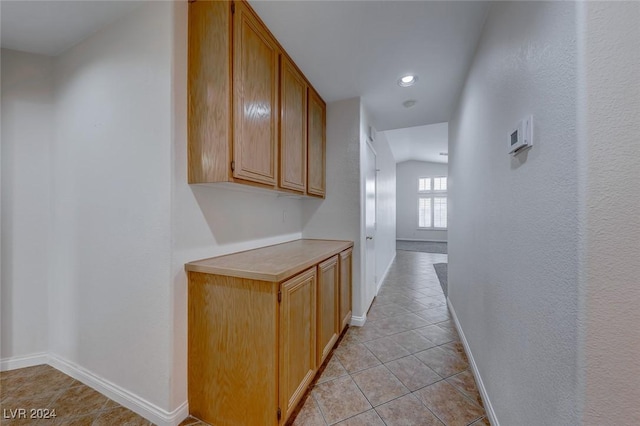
[[1, 49, 53, 361], [49, 3, 174, 408], [396, 160, 448, 242], [303, 98, 363, 315], [580, 2, 640, 423], [448, 2, 581, 424]]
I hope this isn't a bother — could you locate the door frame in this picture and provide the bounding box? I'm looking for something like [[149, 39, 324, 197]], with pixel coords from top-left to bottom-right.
[[362, 139, 377, 317]]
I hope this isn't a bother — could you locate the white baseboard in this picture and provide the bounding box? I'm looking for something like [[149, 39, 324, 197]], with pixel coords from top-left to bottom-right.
[[350, 314, 367, 327], [397, 238, 448, 243], [448, 299, 499, 426], [0, 352, 48, 371], [45, 353, 189, 426], [376, 251, 396, 293]]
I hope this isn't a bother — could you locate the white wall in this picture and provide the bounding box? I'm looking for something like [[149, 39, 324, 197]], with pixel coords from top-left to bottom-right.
[[579, 2, 640, 423], [169, 1, 304, 409], [303, 98, 363, 315], [360, 106, 396, 290], [449, 2, 581, 424], [48, 2, 174, 409], [1, 49, 53, 362], [396, 160, 448, 242]]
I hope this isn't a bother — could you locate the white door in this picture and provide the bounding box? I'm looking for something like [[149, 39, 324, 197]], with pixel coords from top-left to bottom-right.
[[364, 142, 377, 311]]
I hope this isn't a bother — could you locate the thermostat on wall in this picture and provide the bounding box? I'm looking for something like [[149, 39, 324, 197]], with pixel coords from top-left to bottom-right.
[[508, 115, 533, 155]]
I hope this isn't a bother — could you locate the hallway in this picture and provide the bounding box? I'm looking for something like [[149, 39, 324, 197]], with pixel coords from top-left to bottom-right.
[[291, 251, 488, 426]]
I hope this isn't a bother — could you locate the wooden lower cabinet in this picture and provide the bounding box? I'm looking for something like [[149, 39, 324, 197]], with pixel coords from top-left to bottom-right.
[[317, 255, 339, 365], [186, 240, 353, 426], [188, 273, 279, 426], [279, 268, 317, 422], [339, 248, 353, 332]]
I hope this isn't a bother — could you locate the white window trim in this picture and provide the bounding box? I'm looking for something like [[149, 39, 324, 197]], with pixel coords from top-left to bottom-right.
[[417, 176, 448, 230]]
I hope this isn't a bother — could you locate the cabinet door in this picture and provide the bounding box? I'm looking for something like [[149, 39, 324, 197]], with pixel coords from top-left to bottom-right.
[[187, 0, 232, 184], [279, 268, 317, 423], [307, 88, 326, 197], [233, 2, 279, 186], [339, 248, 353, 332], [279, 56, 307, 193], [317, 255, 339, 365]]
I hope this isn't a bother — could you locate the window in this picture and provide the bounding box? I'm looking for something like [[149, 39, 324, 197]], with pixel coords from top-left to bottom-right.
[[418, 198, 432, 228], [433, 177, 447, 191], [418, 177, 431, 192], [418, 177, 447, 229]]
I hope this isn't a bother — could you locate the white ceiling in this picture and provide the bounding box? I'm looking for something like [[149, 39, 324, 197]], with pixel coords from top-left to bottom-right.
[[1, 0, 487, 163], [249, 0, 489, 131], [384, 122, 448, 164], [0, 1, 143, 56]]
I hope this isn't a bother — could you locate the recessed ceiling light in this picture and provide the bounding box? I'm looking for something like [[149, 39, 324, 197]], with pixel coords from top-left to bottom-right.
[[402, 99, 417, 108], [398, 75, 418, 87]]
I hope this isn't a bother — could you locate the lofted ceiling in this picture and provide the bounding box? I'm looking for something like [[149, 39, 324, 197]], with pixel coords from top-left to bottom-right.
[[0, 1, 143, 56], [249, 0, 489, 131], [384, 122, 448, 164]]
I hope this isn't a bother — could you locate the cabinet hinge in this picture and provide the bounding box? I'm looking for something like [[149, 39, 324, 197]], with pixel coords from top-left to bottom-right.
[[277, 291, 282, 303], [231, 2, 235, 14], [231, 160, 235, 171], [277, 407, 281, 420]]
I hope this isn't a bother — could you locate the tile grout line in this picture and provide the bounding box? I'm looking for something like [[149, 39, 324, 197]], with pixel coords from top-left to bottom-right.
[[346, 252, 485, 426]]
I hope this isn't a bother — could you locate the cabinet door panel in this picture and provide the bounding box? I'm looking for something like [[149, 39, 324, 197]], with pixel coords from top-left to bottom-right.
[[317, 255, 339, 365], [233, 2, 279, 185], [339, 249, 353, 332], [187, 0, 231, 184], [279, 56, 307, 192], [307, 89, 326, 197], [280, 268, 317, 423]]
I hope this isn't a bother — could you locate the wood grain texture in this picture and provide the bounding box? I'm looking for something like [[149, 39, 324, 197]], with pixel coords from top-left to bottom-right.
[[186, 239, 353, 282], [188, 272, 278, 425], [317, 255, 339, 365], [187, 0, 232, 184], [279, 268, 317, 423], [279, 55, 307, 193], [339, 248, 353, 332], [233, 1, 279, 186], [307, 87, 326, 197]]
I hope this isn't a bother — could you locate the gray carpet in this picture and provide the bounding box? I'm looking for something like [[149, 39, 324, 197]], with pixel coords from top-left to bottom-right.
[[433, 263, 448, 296], [396, 240, 448, 254]]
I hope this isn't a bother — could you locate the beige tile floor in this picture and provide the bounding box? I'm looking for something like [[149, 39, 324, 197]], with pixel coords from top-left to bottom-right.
[[0, 364, 168, 425], [0, 366, 211, 426], [290, 250, 489, 426], [0, 250, 486, 426]]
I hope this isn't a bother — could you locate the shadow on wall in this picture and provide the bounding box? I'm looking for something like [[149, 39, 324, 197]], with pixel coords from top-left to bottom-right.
[[301, 197, 323, 229], [191, 185, 303, 246]]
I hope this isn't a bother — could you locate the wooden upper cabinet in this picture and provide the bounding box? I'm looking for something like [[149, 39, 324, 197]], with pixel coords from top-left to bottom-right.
[[233, 1, 279, 186], [307, 88, 326, 198], [188, 0, 326, 195], [279, 56, 307, 193], [187, 0, 232, 184]]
